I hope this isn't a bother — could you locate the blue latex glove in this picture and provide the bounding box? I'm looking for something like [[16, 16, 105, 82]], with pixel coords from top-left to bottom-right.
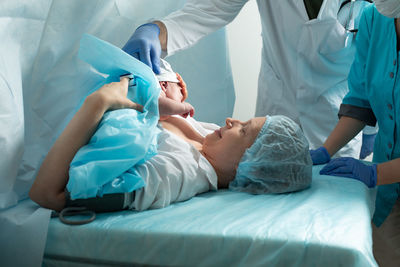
[[360, 133, 377, 159], [310, 146, 331, 165], [320, 157, 377, 188], [123, 23, 161, 74]]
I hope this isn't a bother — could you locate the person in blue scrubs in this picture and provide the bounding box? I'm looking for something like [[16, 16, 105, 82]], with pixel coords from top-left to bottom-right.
[[311, 2, 400, 265]]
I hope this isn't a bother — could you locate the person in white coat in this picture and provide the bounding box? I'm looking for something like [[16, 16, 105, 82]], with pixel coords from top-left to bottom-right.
[[122, 0, 374, 159]]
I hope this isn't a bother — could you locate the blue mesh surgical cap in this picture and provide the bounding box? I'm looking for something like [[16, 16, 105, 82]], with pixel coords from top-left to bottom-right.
[[229, 115, 312, 194]]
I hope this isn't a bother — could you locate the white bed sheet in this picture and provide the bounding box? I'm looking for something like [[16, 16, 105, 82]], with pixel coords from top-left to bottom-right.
[[43, 165, 377, 266]]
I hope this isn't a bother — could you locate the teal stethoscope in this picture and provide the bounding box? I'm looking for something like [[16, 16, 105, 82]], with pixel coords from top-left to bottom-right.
[[338, 0, 373, 35]]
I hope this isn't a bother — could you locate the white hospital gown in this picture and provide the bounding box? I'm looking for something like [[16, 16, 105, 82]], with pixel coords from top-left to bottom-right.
[[132, 116, 218, 211]]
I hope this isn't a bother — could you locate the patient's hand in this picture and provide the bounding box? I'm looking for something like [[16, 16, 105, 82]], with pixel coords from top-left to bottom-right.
[[92, 77, 143, 112], [158, 97, 195, 120]]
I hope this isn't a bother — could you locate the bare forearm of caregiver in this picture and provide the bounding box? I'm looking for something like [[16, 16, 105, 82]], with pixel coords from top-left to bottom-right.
[[29, 78, 142, 211], [377, 159, 400, 185], [323, 116, 366, 157]]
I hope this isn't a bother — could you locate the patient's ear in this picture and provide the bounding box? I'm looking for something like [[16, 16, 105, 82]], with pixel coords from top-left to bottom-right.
[[159, 81, 168, 93]]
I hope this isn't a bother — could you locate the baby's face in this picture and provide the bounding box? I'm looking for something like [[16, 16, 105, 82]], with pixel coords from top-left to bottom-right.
[[203, 117, 266, 187], [161, 81, 183, 102]]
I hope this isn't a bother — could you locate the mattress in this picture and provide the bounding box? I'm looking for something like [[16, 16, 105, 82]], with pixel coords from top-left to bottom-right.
[[43, 165, 377, 266]]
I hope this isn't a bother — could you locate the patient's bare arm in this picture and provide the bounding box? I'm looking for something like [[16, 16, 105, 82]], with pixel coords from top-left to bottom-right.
[[158, 97, 194, 119], [29, 78, 142, 211]]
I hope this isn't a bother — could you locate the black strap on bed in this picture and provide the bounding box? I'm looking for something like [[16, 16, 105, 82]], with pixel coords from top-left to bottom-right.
[[55, 191, 135, 225], [58, 207, 96, 225]]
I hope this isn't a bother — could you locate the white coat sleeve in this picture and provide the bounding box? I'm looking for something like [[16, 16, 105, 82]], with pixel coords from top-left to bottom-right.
[[161, 0, 249, 56]]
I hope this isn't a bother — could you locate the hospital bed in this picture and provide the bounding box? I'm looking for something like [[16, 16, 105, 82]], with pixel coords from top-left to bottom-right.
[[43, 165, 377, 266], [0, 1, 377, 266]]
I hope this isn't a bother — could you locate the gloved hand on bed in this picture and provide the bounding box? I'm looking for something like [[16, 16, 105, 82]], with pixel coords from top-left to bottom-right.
[[310, 146, 331, 165], [320, 157, 377, 188], [123, 23, 161, 74]]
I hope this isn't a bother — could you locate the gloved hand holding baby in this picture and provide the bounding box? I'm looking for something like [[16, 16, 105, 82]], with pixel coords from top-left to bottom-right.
[[156, 59, 195, 120]]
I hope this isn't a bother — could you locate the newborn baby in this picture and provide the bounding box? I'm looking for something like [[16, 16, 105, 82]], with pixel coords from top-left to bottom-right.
[[157, 59, 194, 120]]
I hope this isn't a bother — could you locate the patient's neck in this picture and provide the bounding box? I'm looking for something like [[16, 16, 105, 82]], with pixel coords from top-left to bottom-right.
[[212, 166, 235, 188], [160, 116, 234, 188]]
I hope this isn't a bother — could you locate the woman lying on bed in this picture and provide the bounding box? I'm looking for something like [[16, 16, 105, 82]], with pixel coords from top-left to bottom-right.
[[29, 74, 312, 213]]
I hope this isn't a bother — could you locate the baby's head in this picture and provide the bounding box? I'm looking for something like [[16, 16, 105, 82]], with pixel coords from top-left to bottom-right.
[[203, 115, 312, 193], [156, 59, 187, 102]]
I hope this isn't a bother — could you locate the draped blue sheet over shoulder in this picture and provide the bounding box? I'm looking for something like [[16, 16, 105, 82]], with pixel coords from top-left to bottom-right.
[[67, 34, 161, 200]]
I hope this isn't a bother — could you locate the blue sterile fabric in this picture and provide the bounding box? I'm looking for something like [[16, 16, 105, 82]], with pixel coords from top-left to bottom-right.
[[45, 165, 377, 267], [67, 34, 161, 199]]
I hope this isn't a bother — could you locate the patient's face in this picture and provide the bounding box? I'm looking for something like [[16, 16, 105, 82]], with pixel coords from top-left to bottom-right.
[[203, 117, 266, 187], [160, 81, 183, 102]]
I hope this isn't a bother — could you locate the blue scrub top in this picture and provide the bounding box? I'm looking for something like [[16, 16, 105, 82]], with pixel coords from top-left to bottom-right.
[[342, 5, 400, 226]]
